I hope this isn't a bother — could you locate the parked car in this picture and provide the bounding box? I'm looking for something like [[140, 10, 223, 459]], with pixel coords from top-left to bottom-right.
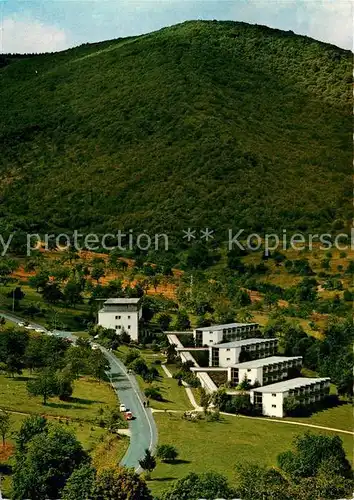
[[119, 404, 126, 412], [35, 328, 44, 333], [124, 411, 133, 421], [18, 322, 25, 327]]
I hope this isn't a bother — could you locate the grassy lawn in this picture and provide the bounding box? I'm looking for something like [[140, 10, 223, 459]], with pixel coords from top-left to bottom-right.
[[285, 402, 353, 432], [149, 412, 354, 497], [0, 371, 117, 421], [137, 367, 192, 411], [0, 372, 126, 498], [1, 408, 128, 498], [114, 347, 192, 411]]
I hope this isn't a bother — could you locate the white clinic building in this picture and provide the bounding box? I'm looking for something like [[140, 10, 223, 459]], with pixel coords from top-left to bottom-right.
[[209, 338, 278, 367], [250, 377, 331, 418], [98, 298, 142, 341], [228, 355, 303, 386], [194, 322, 260, 346]]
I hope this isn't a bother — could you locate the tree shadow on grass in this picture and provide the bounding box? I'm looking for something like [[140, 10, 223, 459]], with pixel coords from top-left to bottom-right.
[[69, 397, 104, 405], [164, 459, 191, 465], [44, 399, 101, 410], [149, 477, 177, 482]]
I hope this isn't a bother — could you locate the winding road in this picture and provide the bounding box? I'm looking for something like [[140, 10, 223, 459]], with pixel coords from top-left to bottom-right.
[[0, 311, 158, 471]]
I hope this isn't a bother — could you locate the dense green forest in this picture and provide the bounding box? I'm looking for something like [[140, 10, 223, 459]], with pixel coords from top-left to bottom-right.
[[0, 20, 352, 239]]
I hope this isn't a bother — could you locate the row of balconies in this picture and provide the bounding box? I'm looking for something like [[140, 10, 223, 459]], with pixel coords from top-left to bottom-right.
[[263, 362, 301, 373], [288, 386, 330, 397]]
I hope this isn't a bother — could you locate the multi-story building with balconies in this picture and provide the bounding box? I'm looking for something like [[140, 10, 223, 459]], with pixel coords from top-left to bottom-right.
[[250, 377, 331, 418], [194, 322, 260, 347], [227, 355, 303, 386], [209, 337, 278, 367]]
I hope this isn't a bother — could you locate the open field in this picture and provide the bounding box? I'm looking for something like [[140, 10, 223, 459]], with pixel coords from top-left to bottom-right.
[[149, 412, 354, 496], [0, 371, 127, 498], [286, 401, 352, 432], [0, 371, 117, 420], [1, 411, 128, 498]]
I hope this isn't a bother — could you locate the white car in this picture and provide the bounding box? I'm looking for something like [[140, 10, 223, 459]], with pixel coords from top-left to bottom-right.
[[35, 328, 44, 333], [119, 404, 126, 412], [25, 325, 35, 330], [18, 322, 25, 327]]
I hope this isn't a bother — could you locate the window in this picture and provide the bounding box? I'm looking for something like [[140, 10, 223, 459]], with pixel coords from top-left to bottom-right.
[[272, 393, 276, 397], [128, 315, 131, 319], [247, 369, 251, 372], [128, 325, 131, 330], [226, 357, 230, 361], [226, 348, 230, 351], [116, 325, 121, 329], [272, 404, 276, 408], [115, 315, 121, 320]]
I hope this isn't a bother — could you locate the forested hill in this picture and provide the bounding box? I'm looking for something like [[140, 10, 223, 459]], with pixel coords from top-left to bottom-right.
[[0, 20, 352, 238]]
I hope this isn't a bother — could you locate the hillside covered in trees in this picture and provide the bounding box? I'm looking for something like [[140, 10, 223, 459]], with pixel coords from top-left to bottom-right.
[[0, 20, 352, 239]]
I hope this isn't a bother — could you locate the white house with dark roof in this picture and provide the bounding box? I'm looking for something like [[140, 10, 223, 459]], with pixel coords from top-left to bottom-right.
[[194, 322, 260, 346], [98, 298, 142, 341], [228, 355, 303, 386], [250, 377, 331, 418], [209, 338, 278, 367]]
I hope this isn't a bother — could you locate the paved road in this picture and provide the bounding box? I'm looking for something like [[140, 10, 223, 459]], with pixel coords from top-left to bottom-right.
[[0, 311, 158, 470], [102, 348, 158, 470]]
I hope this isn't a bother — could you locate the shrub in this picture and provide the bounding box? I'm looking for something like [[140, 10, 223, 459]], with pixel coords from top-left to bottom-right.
[[144, 387, 163, 401], [156, 444, 179, 462]]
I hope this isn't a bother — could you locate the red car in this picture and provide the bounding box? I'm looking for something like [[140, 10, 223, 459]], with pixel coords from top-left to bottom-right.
[[124, 411, 133, 420]]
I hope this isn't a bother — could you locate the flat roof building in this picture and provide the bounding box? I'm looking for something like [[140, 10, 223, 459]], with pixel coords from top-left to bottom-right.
[[228, 356, 302, 386], [209, 338, 278, 367], [250, 377, 330, 418], [194, 322, 259, 346], [98, 297, 142, 341]]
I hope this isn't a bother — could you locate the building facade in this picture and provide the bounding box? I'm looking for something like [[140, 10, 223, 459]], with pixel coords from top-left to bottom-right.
[[228, 356, 303, 386], [209, 338, 278, 367], [98, 298, 142, 341], [194, 322, 260, 347], [250, 377, 331, 418]]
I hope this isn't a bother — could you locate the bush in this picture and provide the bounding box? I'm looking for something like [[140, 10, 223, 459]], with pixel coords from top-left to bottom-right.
[[223, 394, 254, 415], [144, 387, 163, 401], [125, 349, 141, 365], [173, 370, 200, 388], [156, 444, 179, 462]]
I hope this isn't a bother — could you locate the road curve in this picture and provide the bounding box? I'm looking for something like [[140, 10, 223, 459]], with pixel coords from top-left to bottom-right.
[[102, 347, 158, 470], [0, 311, 158, 471]]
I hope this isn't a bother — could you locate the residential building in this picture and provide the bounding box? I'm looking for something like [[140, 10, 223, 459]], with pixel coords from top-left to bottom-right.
[[194, 322, 260, 346], [98, 298, 142, 341], [250, 377, 331, 418], [227, 356, 303, 386], [209, 338, 278, 367]]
